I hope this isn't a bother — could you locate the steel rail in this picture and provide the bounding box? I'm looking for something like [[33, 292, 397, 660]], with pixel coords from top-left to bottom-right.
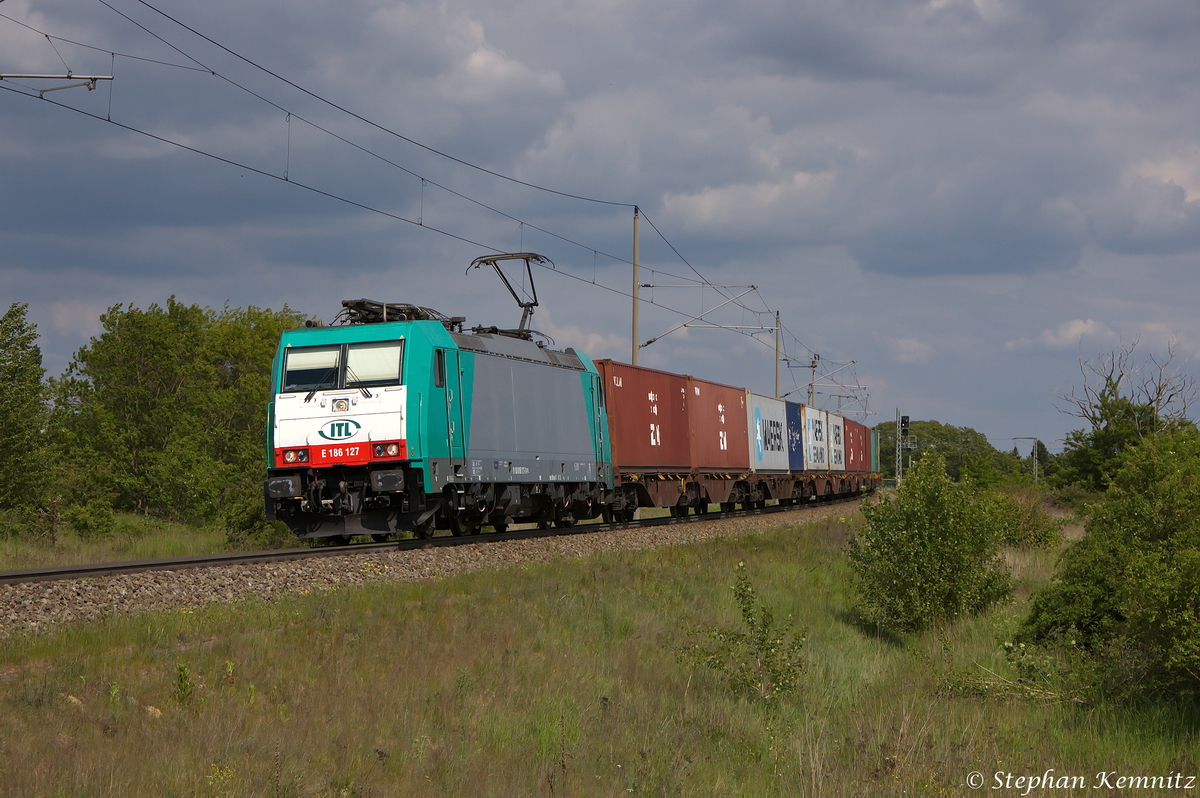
[[0, 493, 865, 586]]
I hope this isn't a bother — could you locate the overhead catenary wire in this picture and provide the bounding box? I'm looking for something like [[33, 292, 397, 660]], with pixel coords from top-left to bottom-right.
[[124, 0, 635, 208], [0, 80, 790, 357], [1, 5, 857, 386], [4, 5, 773, 321], [98, 0, 781, 323]]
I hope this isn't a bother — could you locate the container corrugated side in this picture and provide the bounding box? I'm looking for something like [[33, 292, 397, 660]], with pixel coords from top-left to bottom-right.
[[747, 392, 789, 472], [785, 401, 806, 471], [594, 360, 690, 471], [828, 412, 846, 472], [801, 406, 829, 471], [686, 376, 750, 471], [843, 418, 868, 474]]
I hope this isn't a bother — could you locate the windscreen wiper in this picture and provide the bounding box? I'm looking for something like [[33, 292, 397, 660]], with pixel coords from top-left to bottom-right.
[[304, 367, 339, 402], [344, 365, 373, 398]]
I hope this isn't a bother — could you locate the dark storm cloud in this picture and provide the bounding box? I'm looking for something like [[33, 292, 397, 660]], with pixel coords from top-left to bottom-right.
[[3, 0, 1199, 448]]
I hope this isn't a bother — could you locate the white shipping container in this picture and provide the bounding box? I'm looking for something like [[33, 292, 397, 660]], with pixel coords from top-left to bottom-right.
[[828, 412, 846, 472], [746, 392, 790, 472], [801, 406, 829, 471]]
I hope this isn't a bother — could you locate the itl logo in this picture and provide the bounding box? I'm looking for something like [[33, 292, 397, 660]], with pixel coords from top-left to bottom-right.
[[319, 418, 362, 441]]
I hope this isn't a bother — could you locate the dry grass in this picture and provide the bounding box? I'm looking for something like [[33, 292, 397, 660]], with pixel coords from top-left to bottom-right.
[[0, 515, 1196, 796]]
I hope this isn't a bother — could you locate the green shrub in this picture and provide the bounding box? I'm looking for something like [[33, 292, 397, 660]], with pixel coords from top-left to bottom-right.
[[847, 454, 1011, 634], [222, 481, 294, 550], [680, 562, 807, 703], [64, 499, 117, 540], [980, 489, 1063, 548], [1022, 429, 1200, 699]]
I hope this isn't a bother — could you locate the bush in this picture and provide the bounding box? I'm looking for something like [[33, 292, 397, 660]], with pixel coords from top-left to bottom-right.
[[64, 499, 117, 540], [679, 562, 807, 703], [1022, 429, 1200, 699], [222, 481, 294, 550], [847, 455, 1011, 634], [980, 489, 1063, 548]]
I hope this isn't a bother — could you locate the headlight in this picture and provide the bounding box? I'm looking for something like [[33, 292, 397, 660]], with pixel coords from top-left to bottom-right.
[[386, 443, 399, 456], [282, 449, 309, 464], [332, 398, 349, 413], [374, 444, 385, 456]]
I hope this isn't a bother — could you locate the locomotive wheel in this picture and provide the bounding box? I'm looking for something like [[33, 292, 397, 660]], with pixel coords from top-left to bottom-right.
[[413, 518, 435, 540], [331, 535, 352, 546], [488, 514, 509, 534], [450, 514, 481, 536], [370, 533, 391, 543]]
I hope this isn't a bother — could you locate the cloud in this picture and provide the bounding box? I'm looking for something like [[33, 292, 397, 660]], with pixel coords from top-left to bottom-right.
[[4, 0, 1200, 455], [1042, 319, 1114, 348], [886, 337, 935, 364]]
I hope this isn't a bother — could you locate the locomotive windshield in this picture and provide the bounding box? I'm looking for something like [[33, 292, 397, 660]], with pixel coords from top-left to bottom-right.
[[283, 346, 340, 392], [282, 341, 404, 393], [345, 341, 403, 388]]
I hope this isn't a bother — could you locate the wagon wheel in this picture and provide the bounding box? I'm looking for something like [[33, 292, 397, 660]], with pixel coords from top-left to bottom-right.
[[450, 514, 482, 536], [370, 533, 391, 543], [413, 518, 435, 540], [331, 534, 352, 546], [488, 512, 509, 534]]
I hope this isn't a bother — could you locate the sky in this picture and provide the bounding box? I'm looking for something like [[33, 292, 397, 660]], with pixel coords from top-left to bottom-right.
[[2, 0, 1199, 453]]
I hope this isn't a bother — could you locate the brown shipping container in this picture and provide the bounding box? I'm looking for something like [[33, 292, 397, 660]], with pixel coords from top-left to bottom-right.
[[844, 418, 869, 474], [686, 376, 751, 471], [595, 360, 691, 471]]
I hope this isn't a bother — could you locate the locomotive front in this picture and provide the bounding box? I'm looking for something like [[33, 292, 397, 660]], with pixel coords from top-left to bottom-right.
[[263, 303, 445, 539]]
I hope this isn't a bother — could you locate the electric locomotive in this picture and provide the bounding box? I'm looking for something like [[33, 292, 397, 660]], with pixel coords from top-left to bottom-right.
[[264, 254, 612, 540]]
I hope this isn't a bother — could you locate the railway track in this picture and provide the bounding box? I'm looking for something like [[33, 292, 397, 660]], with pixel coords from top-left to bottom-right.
[[0, 493, 864, 586]]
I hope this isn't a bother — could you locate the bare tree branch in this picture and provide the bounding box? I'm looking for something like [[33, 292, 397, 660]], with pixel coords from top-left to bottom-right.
[[1055, 337, 1196, 437]]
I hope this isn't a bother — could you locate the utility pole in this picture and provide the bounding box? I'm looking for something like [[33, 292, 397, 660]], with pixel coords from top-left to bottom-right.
[[808, 355, 819, 405], [1014, 437, 1040, 484], [895, 408, 902, 482], [631, 206, 640, 366], [774, 312, 781, 399]]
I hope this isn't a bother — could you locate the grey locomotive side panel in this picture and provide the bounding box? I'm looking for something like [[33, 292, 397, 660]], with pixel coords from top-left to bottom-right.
[[466, 354, 597, 482]]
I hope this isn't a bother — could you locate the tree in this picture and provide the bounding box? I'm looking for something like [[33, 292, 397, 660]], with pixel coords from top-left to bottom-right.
[[1023, 429, 1200, 699], [54, 298, 306, 522], [1054, 338, 1196, 491], [0, 303, 48, 515], [848, 454, 1011, 633], [873, 418, 1025, 484]]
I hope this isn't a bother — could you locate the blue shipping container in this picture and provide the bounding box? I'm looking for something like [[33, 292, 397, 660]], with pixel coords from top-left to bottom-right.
[[786, 401, 806, 471]]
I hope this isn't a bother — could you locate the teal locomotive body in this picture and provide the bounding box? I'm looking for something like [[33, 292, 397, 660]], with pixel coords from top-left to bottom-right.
[[264, 301, 612, 539]]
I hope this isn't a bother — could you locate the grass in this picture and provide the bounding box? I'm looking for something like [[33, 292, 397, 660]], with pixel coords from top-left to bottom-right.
[[0, 514, 229, 571], [1, 515, 1197, 796], [0, 506, 681, 573]]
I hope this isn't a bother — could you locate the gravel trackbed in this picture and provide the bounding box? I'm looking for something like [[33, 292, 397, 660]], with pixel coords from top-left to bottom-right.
[[0, 503, 855, 638]]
